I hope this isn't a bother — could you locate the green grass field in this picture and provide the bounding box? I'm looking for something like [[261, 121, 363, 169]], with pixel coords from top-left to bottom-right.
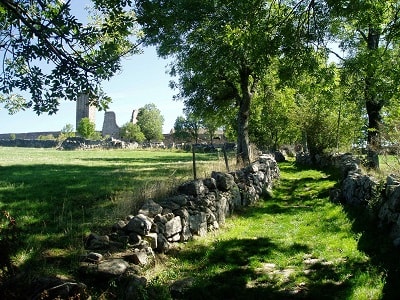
[[0, 147, 225, 277], [0, 148, 398, 299]]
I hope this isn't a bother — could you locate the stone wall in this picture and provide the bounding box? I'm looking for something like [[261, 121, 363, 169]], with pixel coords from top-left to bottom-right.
[[7, 154, 279, 298], [0, 131, 61, 140], [296, 152, 400, 246], [81, 154, 280, 278], [0, 137, 139, 150], [0, 139, 59, 148], [58, 137, 139, 150]]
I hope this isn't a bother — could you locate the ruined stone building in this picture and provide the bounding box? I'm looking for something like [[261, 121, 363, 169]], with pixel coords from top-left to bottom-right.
[[76, 94, 96, 130], [102, 111, 120, 138]]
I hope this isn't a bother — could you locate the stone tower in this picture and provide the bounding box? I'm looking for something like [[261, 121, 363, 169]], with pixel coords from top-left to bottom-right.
[[130, 109, 139, 124], [76, 94, 96, 130], [102, 111, 120, 138]]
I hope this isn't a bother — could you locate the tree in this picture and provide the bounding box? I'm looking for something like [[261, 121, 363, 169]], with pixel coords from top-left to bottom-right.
[[0, 0, 141, 114], [77, 117, 96, 139], [182, 113, 201, 144], [249, 60, 300, 151], [323, 0, 400, 167], [120, 122, 145, 143], [136, 103, 164, 142], [202, 115, 221, 145], [59, 123, 75, 140], [135, 0, 316, 165], [173, 116, 191, 143]]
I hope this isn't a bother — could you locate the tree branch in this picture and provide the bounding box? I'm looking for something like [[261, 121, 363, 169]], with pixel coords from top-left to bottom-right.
[[0, 0, 96, 73]]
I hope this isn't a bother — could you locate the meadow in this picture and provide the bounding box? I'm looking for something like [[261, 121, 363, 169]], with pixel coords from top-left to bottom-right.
[[0, 147, 224, 278], [0, 147, 398, 299]]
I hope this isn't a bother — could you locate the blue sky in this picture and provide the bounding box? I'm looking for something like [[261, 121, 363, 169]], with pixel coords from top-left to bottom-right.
[[0, 2, 184, 135]]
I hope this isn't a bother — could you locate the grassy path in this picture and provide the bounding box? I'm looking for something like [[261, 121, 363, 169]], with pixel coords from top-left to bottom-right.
[[149, 162, 394, 300]]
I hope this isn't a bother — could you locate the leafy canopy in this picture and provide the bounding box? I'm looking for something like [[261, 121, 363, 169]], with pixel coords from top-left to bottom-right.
[[0, 0, 141, 115], [120, 122, 145, 143], [136, 0, 319, 163], [136, 103, 164, 142]]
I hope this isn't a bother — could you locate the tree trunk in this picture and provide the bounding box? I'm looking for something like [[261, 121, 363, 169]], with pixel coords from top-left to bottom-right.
[[236, 67, 253, 166], [364, 27, 382, 169]]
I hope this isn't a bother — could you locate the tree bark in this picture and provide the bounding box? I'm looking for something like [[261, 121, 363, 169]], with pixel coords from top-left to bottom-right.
[[364, 27, 382, 169], [236, 67, 253, 166]]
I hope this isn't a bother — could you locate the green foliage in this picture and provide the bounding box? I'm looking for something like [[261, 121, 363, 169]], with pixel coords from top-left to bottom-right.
[[120, 122, 145, 143], [173, 116, 192, 142], [0, 0, 141, 114], [136, 103, 164, 142], [77, 117, 96, 139], [136, 0, 316, 164], [324, 0, 400, 165], [249, 63, 300, 151], [9, 133, 16, 140], [0, 94, 25, 115], [58, 124, 76, 140], [173, 113, 201, 143]]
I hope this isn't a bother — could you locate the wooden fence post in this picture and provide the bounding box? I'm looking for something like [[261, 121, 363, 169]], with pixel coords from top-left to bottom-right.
[[223, 143, 230, 172], [192, 145, 197, 180]]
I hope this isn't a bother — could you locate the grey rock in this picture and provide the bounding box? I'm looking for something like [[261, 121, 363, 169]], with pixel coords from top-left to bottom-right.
[[139, 199, 163, 217], [165, 216, 182, 238], [212, 171, 235, 191], [125, 214, 153, 235], [125, 275, 148, 300], [178, 180, 207, 196], [131, 249, 149, 266], [97, 259, 129, 276], [85, 233, 110, 250], [170, 277, 195, 299], [157, 233, 170, 253]]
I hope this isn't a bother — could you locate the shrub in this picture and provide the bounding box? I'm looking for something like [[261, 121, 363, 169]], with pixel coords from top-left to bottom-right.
[[77, 118, 96, 139]]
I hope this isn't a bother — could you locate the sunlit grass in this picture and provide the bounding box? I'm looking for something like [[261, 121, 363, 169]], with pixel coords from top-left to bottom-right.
[[0, 147, 224, 276], [1, 148, 396, 299], [142, 161, 391, 299]]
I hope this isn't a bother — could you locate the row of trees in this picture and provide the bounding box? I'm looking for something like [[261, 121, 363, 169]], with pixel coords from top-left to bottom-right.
[[1, 1, 400, 167], [136, 0, 400, 167], [173, 112, 221, 144]]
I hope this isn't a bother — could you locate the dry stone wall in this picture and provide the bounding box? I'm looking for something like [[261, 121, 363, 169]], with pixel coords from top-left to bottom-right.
[[80, 154, 280, 281], [297, 152, 400, 247], [0, 139, 59, 148]]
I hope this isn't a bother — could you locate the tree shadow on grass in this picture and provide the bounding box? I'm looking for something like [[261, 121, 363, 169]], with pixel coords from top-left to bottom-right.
[[0, 161, 192, 276], [343, 205, 400, 299], [174, 237, 357, 300]]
